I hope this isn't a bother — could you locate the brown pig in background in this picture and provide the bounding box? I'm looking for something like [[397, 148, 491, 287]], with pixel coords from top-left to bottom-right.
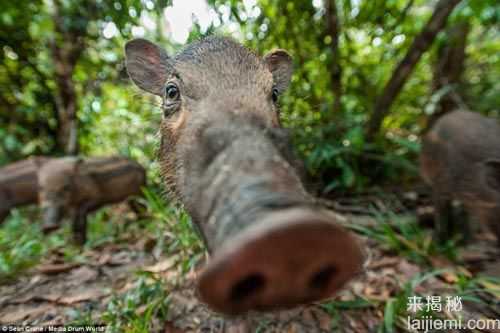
[[0, 156, 48, 223], [125, 36, 364, 315], [420, 110, 500, 245], [38, 156, 146, 244]]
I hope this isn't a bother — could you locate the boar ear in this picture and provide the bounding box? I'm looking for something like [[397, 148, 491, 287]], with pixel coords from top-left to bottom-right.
[[263, 49, 293, 93], [125, 39, 173, 96], [482, 159, 500, 190]]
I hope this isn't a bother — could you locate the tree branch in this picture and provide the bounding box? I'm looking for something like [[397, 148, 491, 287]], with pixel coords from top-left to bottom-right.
[[366, 0, 462, 140], [324, 0, 342, 114]]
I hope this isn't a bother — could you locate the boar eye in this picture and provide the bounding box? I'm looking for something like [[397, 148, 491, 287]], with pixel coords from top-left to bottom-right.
[[271, 87, 279, 103], [165, 83, 180, 101]]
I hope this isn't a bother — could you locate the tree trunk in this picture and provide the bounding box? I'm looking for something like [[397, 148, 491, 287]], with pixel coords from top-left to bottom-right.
[[427, 21, 469, 128], [365, 0, 462, 140], [324, 0, 342, 114], [53, 60, 79, 155], [51, 0, 86, 155]]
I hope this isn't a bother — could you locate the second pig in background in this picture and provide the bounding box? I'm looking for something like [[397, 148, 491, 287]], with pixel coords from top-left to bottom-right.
[[420, 110, 500, 245], [38, 156, 146, 244]]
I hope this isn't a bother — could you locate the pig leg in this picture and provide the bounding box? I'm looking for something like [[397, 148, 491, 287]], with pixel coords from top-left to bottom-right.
[[72, 202, 95, 245], [453, 204, 472, 244], [433, 191, 454, 243]]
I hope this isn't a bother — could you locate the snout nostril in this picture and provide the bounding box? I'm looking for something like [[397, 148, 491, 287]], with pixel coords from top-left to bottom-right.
[[229, 273, 266, 303], [309, 265, 337, 291]]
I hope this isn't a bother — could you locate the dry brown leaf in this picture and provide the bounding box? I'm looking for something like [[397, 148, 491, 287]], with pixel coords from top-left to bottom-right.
[[312, 308, 331, 331], [135, 304, 149, 316], [57, 289, 110, 305], [171, 293, 197, 312], [143, 257, 178, 273], [286, 323, 303, 333], [441, 271, 459, 284], [0, 304, 55, 324], [38, 294, 62, 303], [164, 321, 187, 333], [460, 249, 491, 263], [368, 257, 399, 270], [97, 253, 112, 265], [58, 289, 109, 305], [397, 260, 421, 279], [68, 266, 98, 284], [301, 308, 314, 322], [224, 320, 250, 333], [137, 237, 157, 252], [429, 255, 453, 269], [107, 251, 133, 266], [37, 263, 79, 275]]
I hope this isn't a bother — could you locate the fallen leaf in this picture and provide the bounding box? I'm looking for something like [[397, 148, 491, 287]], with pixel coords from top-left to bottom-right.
[[135, 304, 149, 316], [57, 289, 110, 305], [164, 321, 187, 333], [68, 266, 98, 284], [107, 251, 133, 266], [397, 260, 421, 280], [171, 292, 197, 312], [368, 257, 399, 270], [38, 294, 62, 303], [301, 308, 314, 321], [309, 308, 331, 331], [224, 319, 250, 333], [143, 257, 178, 273], [97, 253, 112, 265], [37, 263, 79, 275], [12, 293, 62, 304], [0, 304, 55, 324]]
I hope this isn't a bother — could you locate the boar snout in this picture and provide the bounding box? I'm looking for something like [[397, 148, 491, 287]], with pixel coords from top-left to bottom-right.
[[198, 208, 363, 315], [180, 117, 363, 314]]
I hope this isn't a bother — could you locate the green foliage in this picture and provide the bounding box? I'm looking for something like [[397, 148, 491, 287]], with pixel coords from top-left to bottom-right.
[[0, 210, 45, 282], [1, 0, 499, 190], [103, 276, 170, 333], [205, 0, 499, 190], [350, 211, 458, 264], [322, 297, 373, 330], [0, 0, 170, 164], [0, 185, 203, 283], [141, 188, 205, 271]]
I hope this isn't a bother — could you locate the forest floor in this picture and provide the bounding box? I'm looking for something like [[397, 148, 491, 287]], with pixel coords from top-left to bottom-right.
[[0, 190, 499, 332]]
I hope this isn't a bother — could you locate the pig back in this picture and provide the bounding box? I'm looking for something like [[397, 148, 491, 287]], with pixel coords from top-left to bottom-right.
[[78, 156, 146, 205], [421, 111, 500, 200], [0, 156, 49, 210]]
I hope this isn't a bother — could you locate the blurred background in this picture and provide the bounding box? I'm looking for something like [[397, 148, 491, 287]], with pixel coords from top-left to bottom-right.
[[1, 0, 498, 192], [1, 0, 499, 330]]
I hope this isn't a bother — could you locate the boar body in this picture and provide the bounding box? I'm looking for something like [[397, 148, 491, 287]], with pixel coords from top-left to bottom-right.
[[420, 110, 500, 244], [125, 36, 363, 314], [38, 156, 146, 244], [0, 156, 49, 223]]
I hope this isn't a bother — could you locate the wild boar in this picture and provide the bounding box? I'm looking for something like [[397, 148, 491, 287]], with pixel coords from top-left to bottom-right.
[[125, 36, 363, 314], [0, 156, 48, 223], [38, 156, 146, 244], [420, 110, 500, 245]]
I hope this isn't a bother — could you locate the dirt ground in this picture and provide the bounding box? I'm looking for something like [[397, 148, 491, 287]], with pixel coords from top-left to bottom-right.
[[1, 211, 499, 332]]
